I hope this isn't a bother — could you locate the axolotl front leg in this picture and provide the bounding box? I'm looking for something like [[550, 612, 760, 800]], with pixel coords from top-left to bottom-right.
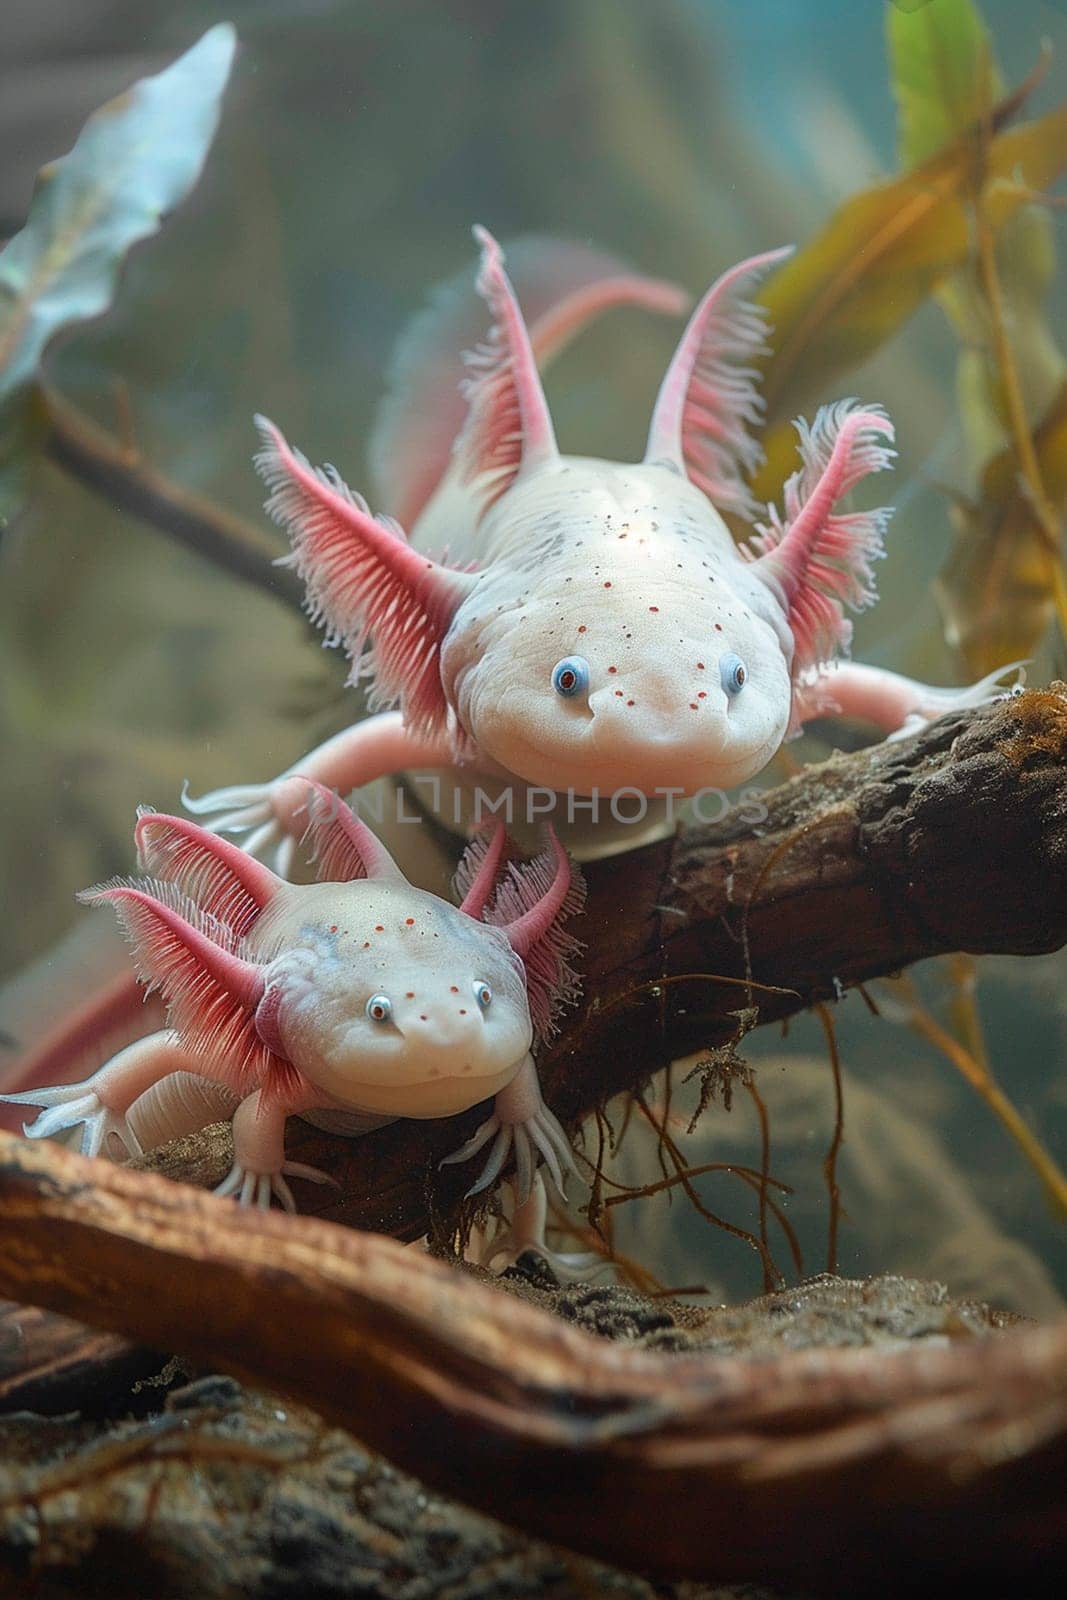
[[4, 1030, 336, 1211], [185, 712, 456, 877], [798, 660, 1025, 740], [441, 1052, 577, 1200]]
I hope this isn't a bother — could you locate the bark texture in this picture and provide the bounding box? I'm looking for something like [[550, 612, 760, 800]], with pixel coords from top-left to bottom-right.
[[0, 1140, 1063, 1592]]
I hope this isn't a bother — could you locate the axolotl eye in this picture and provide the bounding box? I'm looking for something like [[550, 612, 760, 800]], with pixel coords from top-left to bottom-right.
[[720, 653, 748, 697], [473, 980, 492, 1009], [551, 656, 589, 698], [365, 993, 393, 1023]]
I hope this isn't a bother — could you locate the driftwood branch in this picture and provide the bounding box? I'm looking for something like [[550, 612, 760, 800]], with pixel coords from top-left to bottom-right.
[[163, 681, 1066, 1241], [0, 1135, 1064, 1590], [41, 384, 306, 611]]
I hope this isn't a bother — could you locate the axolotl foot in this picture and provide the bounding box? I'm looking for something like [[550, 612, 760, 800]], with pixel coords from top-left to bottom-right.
[[478, 1174, 608, 1281], [440, 1057, 577, 1201], [2, 1081, 144, 1161], [182, 712, 458, 880], [883, 662, 1028, 742], [211, 1090, 340, 1213], [182, 776, 298, 878], [213, 1157, 336, 1213]]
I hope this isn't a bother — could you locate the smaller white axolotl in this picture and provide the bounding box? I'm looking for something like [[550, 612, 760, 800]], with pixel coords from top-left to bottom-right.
[[3, 788, 583, 1223], [185, 226, 1017, 868]]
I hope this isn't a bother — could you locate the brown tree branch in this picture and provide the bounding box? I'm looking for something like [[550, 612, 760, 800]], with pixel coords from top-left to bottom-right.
[[0, 1134, 1064, 1590], [40, 384, 306, 611], [151, 681, 1064, 1241]]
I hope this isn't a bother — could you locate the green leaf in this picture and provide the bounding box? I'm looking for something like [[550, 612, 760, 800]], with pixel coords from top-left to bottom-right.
[[749, 94, 1067, 503], [943, 202, 1066, 471], [888, 0, 1002, 168], [0, 24, 237, 521], [935, 380, 1067, 674], [884, 2, 1067, 666]]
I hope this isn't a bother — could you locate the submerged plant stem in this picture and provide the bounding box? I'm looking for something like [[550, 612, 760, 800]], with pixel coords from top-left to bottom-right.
[[972, 116, 1067, 647], [902, 990, 1067, 1222], [814, 1002, 845, 1273]]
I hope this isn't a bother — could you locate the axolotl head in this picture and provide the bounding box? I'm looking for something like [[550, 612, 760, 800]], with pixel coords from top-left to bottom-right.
[[252, 879, 532, 1118], [441, 459, 794, 797], [89, 798, 582, 1122], [436, 233, 892, 795]]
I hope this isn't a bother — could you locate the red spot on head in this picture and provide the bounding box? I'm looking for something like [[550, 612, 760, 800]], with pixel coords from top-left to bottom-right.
[[615, 689, 623, 697], [363, 941, 371, 949], [459, 1008, 467, 1015], [649, 606, 659, 613], [698, 691, 707, 699], [577, 625, 587, 633], [626, 698, 635, 706], [329, 925, 338, 934], [604, 581, 612, 588], [689, 702, 699, 710], [375, 925, 385, 932], [607, 665, 617, 674], [419, 1014, 428, 1021], [696, 661, 705, 670], [450, 985, 459, 993], [714, 623, 723, 632], [405, 917, 415, 926], [406, 991, 415, 999]]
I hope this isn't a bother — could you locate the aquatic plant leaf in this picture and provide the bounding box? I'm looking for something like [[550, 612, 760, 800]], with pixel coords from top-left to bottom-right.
[[889, 0, 1063, 462], [942, 202, 1065, 473], [884, 2, 1067, 667], [887, 0, 1002, 169], [935, 380, 1067, 673], [749, 96, 1067, 503], [0, 24, 237, 522]]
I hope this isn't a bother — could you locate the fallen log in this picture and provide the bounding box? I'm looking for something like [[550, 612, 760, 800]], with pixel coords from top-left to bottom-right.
[[0, 1134, 1064, 1590]]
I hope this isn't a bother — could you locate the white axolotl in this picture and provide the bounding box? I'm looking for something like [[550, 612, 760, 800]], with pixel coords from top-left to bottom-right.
[[2, 788, 583, 1235], [185, 226, 1015, 867]]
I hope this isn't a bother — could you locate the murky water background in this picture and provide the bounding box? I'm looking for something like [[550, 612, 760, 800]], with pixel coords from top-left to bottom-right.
[[1, 0, 1064, 1315]]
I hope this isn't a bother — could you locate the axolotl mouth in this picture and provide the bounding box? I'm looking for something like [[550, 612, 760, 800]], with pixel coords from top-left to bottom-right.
[[488, 716, 786, 800], [313, 1059, 523, 1120], [279, 1002, 532, 1122]]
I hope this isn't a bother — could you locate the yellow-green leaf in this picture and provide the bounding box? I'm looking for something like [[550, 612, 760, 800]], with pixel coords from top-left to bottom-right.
[[883, 1, 1067, 669], [749, 96, 1067, 504], [935, 380, 1067, 673], [888, 0, 1002, 169]]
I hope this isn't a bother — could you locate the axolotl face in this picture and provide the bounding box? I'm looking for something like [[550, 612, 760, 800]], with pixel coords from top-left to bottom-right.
[[251, 881, 532, 1118], [441, 461, 793, 797]]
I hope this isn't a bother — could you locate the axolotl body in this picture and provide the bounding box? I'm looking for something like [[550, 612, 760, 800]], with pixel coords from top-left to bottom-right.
[[4, 788, 582, 1225], [187, 227, 1014, 869]]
